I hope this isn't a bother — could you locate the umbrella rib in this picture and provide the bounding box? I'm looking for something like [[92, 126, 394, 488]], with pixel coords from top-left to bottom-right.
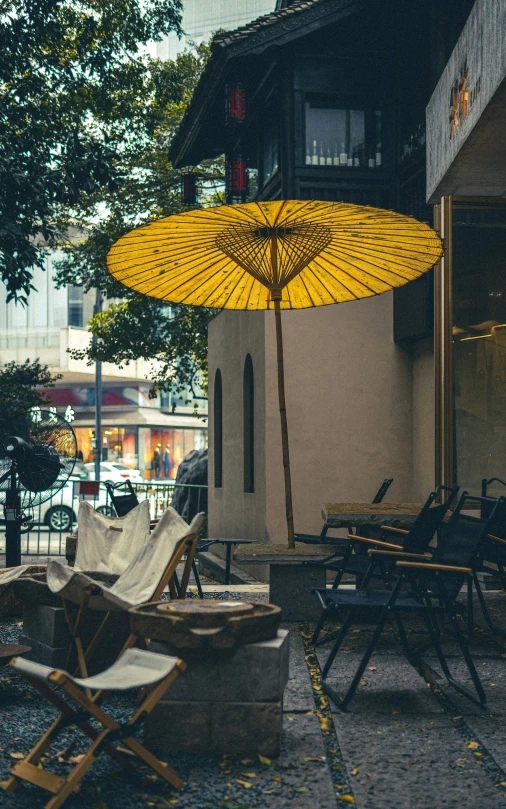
[[317, 251, 406, 291], [308, 257, 360, 301], [302, 265, 342, 304]]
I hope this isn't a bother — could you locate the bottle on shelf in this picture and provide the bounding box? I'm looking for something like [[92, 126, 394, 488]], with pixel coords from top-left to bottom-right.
[[339, 142, 348, 166], [305, 145, 312, 165], [375, 141, 382, 167], [326, 145, 332, 166], [353, 150, 359, 167], [368, 147, 375, 168], [311, 139, 319, 165], [333, 141, 340, 166], [319, 141, 325, 166]]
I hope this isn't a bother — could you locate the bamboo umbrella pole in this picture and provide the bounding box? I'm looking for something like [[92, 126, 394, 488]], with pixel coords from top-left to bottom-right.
[[273, 299, 295, 549]]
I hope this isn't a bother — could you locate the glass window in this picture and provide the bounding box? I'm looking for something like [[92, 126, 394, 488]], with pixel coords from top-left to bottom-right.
[[451, 202, 506, 493], [68, 285, 83, 327], [243, 355, 254, 493], [214, 369, 223, 488], [305, 97, 383, 169]]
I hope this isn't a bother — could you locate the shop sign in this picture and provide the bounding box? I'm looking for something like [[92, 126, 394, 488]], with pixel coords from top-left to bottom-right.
[[450, 62, 481, 139]]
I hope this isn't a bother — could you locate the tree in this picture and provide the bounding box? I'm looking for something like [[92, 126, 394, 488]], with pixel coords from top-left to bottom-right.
[[0, 360, 62, 429], [54, 45, 223, 398], [0, 0, 183, 303]]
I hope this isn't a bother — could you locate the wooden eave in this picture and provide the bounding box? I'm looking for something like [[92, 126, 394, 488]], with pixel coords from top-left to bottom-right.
[[169, 0, 362, 168]]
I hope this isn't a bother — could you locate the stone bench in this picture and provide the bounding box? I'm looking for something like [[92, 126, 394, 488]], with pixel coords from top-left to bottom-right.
[[234, 544, 342, 621], [145, 629, 289, 756]]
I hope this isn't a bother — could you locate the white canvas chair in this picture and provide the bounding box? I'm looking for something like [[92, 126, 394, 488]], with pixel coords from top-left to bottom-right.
[[3, 648, 187, 809], [73, 499, 150, 576], [47, 507, 204, 677]]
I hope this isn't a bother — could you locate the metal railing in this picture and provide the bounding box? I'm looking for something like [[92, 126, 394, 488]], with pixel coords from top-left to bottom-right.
[[0, 481, 207, 558]]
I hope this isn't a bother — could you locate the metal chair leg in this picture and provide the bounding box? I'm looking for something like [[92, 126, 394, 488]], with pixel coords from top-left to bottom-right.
[[192, 560, 204, 599]]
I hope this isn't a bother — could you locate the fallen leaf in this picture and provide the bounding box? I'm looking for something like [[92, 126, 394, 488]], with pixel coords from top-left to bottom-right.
[[360, 681, 368, 687], [368, 666, 377, 672], [456, 759, 466, 768], [351, 768, 359, 776], [294, 786, 309, 793], [9, 753, 24, 760], [366, 773, 373, 779], [475, 752, 483, 757], [319, 717, 332, 731], [490, 683, 497, 687], [418, 727, 426, 732], [303, 756, 326, 762], [258, 754, 271, 765], [242, 772, 257, 778], [286, 715, 294, 721], [341, 646, 354, 651], [337, 795, 355, 804], [451, 716, 462, 721], [241, 758, 252, 765], [272, 777, 281, 782], [466, 742, 479, 750]]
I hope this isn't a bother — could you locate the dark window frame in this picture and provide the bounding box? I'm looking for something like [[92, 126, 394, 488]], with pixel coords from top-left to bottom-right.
[[214, 369, 223, 488], [243, 355, 254, 493]]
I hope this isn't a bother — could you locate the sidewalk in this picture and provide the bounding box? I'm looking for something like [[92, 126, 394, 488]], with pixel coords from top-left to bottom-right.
[[2, 590, 506, 808]]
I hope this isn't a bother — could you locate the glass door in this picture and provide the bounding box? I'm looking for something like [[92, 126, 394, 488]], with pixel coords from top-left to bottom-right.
[[435, 197, 506, 493]]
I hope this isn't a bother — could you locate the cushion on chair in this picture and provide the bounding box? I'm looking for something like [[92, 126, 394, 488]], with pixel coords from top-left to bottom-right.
[[75, 500, 150, 576], [13, 647, 179, 690]]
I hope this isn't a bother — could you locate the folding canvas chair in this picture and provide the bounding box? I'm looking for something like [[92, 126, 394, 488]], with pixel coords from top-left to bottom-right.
[[294, 477, 393, 546], [106, 481, 205, 598], [47, 507, 204, 678], [314, 493, 506, 711], [3, 648, 186, 809], [73, 499, 150, 576]]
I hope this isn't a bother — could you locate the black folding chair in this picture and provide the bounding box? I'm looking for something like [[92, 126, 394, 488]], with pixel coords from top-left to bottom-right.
[[105, 480, 139, 517], [466, 477, 506, 636], [294, 478, 393, 546], [105, 481, 205, 599], [311, 485, 459, 644], [313, 492, 506, 711]]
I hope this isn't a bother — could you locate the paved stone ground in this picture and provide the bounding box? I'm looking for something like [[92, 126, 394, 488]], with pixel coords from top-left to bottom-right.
[[2, 590, 506, 808]]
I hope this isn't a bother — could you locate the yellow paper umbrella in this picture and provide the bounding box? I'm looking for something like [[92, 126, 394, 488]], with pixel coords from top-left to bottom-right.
[[107, 200, 443, 547]]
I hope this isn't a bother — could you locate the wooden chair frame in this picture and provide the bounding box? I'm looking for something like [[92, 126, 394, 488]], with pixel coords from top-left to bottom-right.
[[64, 534, 198, 679], [3, 656, 186, 809]]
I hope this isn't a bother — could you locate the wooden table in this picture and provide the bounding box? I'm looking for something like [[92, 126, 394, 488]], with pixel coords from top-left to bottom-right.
[[322, 502, 423, 531]]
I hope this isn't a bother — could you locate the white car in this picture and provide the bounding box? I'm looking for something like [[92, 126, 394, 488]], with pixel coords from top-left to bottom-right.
[[24, 478, 113, 533], [84, 462, 143, 484]]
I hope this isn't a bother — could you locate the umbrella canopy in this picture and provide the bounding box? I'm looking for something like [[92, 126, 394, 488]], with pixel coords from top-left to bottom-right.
[[107, 200, 443, 547]]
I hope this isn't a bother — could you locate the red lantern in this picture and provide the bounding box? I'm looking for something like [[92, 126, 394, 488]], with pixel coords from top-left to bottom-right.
[[226, 158, 248, 200], [226, 84, 246, 123], [181, 172, 197, 205]]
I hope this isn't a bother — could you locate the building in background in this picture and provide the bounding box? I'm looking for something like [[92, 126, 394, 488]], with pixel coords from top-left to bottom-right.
[[154, 0, 275, 61], [0, 249, 207, 480], [169, 0, 503, 543]]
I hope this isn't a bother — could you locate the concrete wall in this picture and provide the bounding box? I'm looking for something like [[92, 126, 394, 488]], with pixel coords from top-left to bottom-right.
[[208, 310, 267, 542], [427, 0, 506, 201], [208, 293, 435, 550]]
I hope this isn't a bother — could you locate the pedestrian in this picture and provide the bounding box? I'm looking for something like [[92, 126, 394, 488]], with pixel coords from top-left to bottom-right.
[[153, 444, 161, 479], [163, 445, 171, 479]]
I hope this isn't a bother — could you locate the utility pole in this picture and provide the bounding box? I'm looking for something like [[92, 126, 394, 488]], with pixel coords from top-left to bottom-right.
[[93, 289, 103, 483]]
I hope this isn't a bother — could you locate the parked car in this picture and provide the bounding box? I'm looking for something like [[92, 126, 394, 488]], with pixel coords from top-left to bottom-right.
[[0, 479, 114, 533], [84, 462, 143, 484]]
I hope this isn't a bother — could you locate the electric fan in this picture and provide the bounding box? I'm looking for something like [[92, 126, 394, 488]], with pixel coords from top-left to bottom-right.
[[0, 410, 77, 566]]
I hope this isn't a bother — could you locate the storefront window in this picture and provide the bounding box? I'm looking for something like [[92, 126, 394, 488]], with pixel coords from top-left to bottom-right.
[[305, 97, 382, 169], [74, 425, 208, 481], [143, 428, 208, 481], [451, 202, 506, 492]]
